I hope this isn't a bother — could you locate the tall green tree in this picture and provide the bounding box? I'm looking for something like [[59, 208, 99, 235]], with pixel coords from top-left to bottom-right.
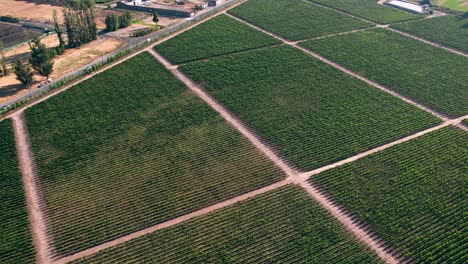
[[0, 41, 7, 77], [152, 11, 159, 24], [29, 38, 54, 78], [52, 10, 65, 54], [63, 0, 97, 48], [14, 61, 34, 88], [105, 13, 119, 32], [119, 11, 132, 28]]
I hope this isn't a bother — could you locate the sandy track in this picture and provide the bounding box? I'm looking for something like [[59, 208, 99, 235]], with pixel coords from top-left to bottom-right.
[[299, 0, 378, 25], [149, 49, 399, 263], [226, 13, 449, 122], [55, 179, 291, 264], [386, 27, 468, 57], [301, 0, 466, 57], [12, 113, 52, 264], [300, 115, 467, 179], [4, 2, 464, 263], [149, 49, 297, 177], [291, 178, 398, 263]]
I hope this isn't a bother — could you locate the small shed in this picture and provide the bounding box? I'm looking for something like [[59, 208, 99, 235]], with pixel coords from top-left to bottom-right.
[[208, 0, 223, 6]]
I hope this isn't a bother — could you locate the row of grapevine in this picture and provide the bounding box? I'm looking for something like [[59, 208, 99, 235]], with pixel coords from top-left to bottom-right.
[[24, 52, 285, 256], [301, 28, 468, 117], [155, 14, 282, 64], [72, 185, 382, 263], [307, 0, 421, 23], [310, 126, 467, 262], [228, 0, 372, 41], [391, 15, 468, 53], [179, 45, 440, 171], [0, 119, 35, 263]]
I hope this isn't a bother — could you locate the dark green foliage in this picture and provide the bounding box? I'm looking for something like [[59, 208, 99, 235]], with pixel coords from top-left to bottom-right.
[[0, 41, 7, 77], [153, 11, 159, 23], [72, 186, 382, 263], [53, 10, 65, 54], [310, 126, 468, 262], [392, 15, 468, 53], [0, 120, 35, 263], [229, 0, 372, 41], [105, 14, 119, 32], [179, 46, 440, 171], [29, 38, 54, 78], [63, 0, 97, 48], [25, 52, 284, 256], [301, 28, 468, 117], [0, 16, 20, 23], [131, 28, 157, 37], [118, 11, 132, 28], [14, 60, 34, 88], [307, 0, 421, 23], [155, 15, 281, 64]]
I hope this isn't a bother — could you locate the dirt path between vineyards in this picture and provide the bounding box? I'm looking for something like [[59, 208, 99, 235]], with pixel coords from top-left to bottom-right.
[[148, 49, 399, 264], [12, 113, 51, 264], [300, 115, 467, 179], [300, 0, 466, 57], [386, 27, 468, 57], [55, 179, 291, 263], [226, 12, 449, 122]]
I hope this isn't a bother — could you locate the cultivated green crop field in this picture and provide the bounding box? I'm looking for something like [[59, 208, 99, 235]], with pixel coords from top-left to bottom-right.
[[155, 14, 281, 64], [307, 0, 421, 23], [72, 185, 382, 263], [310, 126, 467, 263], [392, 15, 468, 53], [179, 45, 440, 171], [0, 120, 35, 264], [301, 28, 468, 117], [228, 0, 372, 41], [25, 52, 284, 256]]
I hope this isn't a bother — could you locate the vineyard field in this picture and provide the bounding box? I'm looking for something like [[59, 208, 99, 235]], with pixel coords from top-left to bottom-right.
[[72, 185, 382, 263], [0, 120, 35, 263], [306, 0, 421, 23], [301, 28, 468, 117], [310, 126, 468, 263], [228, 0, 372, 41], [392, 15, 468, 53], [155, 14, 281, 64], [179, 45, 440, 171], [25, 52, 285, 256]]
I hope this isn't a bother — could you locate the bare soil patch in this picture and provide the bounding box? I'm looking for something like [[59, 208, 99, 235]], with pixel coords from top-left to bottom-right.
[[0, 23, 43, 48], [0, 37, 122, 105], [5, 34, 59, 60], [0, 0, 63, 23], [51, 37, 123, 78]]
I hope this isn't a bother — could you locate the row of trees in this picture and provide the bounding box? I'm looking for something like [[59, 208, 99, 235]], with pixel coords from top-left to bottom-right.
[[14, 38, 55, 88], [63, 0, 97, 48], [105, 11, 132, 32], [6, 0, 98, 88]]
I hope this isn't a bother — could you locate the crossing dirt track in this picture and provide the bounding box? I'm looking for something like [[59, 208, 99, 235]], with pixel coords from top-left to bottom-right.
[[1, 0, 467, 263]]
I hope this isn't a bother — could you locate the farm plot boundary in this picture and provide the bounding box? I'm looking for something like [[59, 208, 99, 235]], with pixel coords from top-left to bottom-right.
[[224, 13, 452, 121], [8, 4, 468, 264], [301, 0, 467, 57]]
